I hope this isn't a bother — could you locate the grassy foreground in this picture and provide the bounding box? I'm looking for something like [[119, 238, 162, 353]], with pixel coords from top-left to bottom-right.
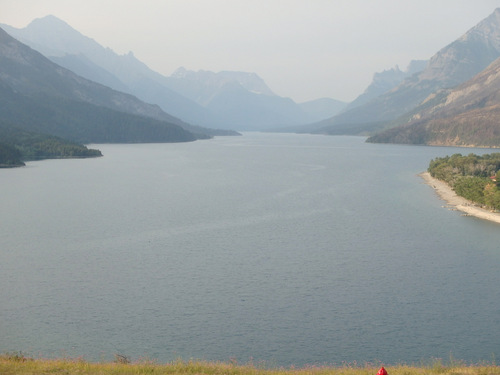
[[1, 354, 499, 375]]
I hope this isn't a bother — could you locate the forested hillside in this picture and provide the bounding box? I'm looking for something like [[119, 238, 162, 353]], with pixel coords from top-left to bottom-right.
[[428, 153, 500, 209], [0, 142, 24, 167], [0, 125, 102, 167]]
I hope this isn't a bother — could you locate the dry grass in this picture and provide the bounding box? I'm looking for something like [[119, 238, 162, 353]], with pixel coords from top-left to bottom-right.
[[0, 353, 499, 375]]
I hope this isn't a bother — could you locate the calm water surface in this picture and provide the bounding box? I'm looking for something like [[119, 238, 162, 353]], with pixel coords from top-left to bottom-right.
[[1, 133, 500, 366]]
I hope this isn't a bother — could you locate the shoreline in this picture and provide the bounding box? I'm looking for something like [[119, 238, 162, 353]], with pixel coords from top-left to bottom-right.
[[419, 171, 500, 224]]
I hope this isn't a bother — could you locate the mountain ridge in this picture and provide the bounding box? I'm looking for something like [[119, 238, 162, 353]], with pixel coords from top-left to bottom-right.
[[341, 60, 428, 113], [169, 67, 276, 105], [164, 67, 322, 129], [367, 56, 500, 147], [0, 16, 232, 133], [0, 27, 199, 144], [311, 8, 500, 135], [1, 15, 343, 131]]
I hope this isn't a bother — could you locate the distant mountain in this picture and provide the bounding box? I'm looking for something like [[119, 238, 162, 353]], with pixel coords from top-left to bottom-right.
[[50, 53, 130, 93], [298, 98, 347, 121], [274, 98, 347, 133], [285, 61, 426, 135], [0, 16, 237, 136], [165, 67, 318, 130], [342, 60, 427, 112], [312, 8, 500, 135], [367, 57, 500, 147], [3, 15, 348, 131], [0, 27, 198, 144], [167, 67, 276, 106]]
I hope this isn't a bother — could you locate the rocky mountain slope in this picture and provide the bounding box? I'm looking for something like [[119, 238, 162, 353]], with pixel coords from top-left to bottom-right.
[[342, 60, 427, 112], [367, 57, 500, 147], [1, 17, 207, 120], [1, 16, 336, 131], [313, 8, 500, 135], [0, 27, 198, 143], [0, 16, 236, 135]]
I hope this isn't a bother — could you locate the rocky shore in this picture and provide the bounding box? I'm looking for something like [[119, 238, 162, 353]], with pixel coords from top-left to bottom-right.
[[420, 171, 500, 224]]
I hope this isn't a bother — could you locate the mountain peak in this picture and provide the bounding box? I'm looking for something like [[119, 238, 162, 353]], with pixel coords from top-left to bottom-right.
[[28, 15, 73, 30], [367, 56, 500, 147], [458, 7, 500, 48], [26, 15, 87, 42], [318, 7, 500, 133], [0, 26, 198, 143], [166, 68, 276, 106], [3, 14, 102, 58], [419, 7, 500, 84], [172, 66, 188, 78], [340, 59, 428, 113]]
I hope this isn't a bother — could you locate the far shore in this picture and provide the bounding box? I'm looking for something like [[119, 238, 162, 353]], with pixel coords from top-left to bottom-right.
[[420, 171, 500, 225]]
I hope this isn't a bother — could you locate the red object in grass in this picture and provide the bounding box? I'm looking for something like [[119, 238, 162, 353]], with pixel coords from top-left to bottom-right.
[[377, 367, 388, 375]]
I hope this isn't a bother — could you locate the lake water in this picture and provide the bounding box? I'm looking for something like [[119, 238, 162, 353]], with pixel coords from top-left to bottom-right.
[[1, 132, 500, 366]]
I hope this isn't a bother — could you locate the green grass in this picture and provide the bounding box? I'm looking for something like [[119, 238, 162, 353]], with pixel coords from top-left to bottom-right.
[[0, 353, 499, 375]]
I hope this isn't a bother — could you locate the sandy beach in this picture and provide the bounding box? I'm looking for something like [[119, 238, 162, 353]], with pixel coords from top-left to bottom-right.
[[420, 171, 500, 224]]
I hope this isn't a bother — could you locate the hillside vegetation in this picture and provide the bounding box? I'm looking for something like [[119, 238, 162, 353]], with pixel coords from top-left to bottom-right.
[[0, 125, 102, 167], [428, 153, 500, 209]]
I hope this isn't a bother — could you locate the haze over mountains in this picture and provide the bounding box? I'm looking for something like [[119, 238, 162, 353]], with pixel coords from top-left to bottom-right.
[[309, 8, 500, 138], [1, 15, 346, 131], [289, 60, 429, 134], [367, 56, 500, 147], [341, 60, 428, 113], [165, 68, 312, 130], [0, 27, 199, 144], [0, 16, 228, 134], [2, 7, 500, 155]]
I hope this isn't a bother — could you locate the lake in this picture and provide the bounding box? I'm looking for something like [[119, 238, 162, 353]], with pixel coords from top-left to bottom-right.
[[1, 132, 500, 366]]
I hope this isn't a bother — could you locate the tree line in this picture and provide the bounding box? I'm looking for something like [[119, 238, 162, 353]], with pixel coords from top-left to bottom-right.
[[428, 153, 500, 210], [0, 124, 102, 167]]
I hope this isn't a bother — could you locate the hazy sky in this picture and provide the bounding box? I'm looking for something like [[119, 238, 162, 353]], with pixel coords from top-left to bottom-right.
[[1, 0, 500, 103]]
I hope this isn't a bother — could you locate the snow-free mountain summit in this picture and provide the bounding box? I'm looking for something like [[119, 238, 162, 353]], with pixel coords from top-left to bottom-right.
[[0, 27, 199, 144], [1, 15, 346, 131], [309, 8, 500, 137]]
